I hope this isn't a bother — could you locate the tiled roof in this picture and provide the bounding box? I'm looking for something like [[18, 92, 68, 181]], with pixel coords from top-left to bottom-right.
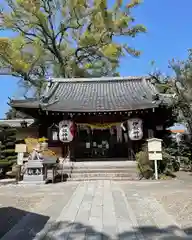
[[40, 77, 165, 112], [9, 99, 39, 109], [10, 77, 171, 112]]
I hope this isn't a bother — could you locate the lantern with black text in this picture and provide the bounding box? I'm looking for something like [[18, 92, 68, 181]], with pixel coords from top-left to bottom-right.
[[128, 118, 143, 141], [59, 120, 76, 142]]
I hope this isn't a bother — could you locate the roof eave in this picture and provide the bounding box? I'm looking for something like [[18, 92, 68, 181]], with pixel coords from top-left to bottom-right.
[[50, 76, 151, 83]]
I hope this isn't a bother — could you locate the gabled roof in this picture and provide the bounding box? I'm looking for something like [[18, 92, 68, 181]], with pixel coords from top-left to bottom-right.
[[10, 76, 171, 113]]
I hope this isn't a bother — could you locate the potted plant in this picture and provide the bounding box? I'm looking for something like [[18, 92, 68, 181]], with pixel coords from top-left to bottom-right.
[[38, 137, 48, 151]]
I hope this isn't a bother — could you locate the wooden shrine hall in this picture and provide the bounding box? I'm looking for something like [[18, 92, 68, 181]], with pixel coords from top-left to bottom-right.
[[10, 76, 172, 161]]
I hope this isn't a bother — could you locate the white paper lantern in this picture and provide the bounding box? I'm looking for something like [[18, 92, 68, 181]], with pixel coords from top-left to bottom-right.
[[128, 118, 143, 141]]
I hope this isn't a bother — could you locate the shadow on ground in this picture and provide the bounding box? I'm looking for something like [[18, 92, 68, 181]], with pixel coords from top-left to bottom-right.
[[0, 207, 191, 239]]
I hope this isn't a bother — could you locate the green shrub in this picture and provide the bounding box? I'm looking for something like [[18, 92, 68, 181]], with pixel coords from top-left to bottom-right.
[[136, 144, 177, 179], [136, 150, 154, 179], [0, 124, 17, 177]]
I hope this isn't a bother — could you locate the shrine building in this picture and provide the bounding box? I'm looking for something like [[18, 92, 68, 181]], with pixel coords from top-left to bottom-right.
[[9, 76, 172, 161]]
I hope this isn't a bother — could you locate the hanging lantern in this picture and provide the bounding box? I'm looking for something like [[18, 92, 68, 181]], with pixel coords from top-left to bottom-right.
[[48, 123, 59, 141], [128, 118, 143, 141], [59, 120, 76, 142]]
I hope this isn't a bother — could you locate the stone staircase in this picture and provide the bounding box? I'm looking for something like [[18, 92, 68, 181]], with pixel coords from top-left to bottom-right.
[[59, 161, 138, 181]]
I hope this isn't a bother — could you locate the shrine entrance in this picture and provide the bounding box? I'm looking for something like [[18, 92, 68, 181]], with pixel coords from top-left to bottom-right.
[[10, 76, 172, 163], [74, 123, 141, 160]]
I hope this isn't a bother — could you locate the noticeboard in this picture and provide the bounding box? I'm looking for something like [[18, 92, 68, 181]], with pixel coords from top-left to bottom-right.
[[148, 152, 162, 161], [147, 138, 162, 152], [15, 144, 27, 153], [147, 138, 163, 161]]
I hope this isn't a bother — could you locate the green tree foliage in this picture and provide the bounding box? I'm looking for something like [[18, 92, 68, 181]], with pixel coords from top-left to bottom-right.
[[150, 51, 192, 132], [149, 61, 174, 94], [150, 50, 192, 169], [0, 0, 146, 94], [169, 50, 192, 134], [0, 125, 17, 170]]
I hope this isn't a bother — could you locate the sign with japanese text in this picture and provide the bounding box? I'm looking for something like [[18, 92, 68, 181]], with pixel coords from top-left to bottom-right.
[[128, 118, 143, 141], [59, 120, 76, 142], [147, 138, 163, 161]]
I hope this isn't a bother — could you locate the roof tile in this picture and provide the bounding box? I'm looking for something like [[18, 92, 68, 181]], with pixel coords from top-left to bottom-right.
[[10, 77, 171, 112], [41, 77, 159, 112]]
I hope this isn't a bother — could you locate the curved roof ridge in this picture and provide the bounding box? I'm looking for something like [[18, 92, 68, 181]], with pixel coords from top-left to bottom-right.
[[50, 76, 150, 83], [10, 76, 171, 113]]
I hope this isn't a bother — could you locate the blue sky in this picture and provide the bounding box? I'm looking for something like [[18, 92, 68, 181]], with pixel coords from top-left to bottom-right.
[[0, 0, 192, 119]]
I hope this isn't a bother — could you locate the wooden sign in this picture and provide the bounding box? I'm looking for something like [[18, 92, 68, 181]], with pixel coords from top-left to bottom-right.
[[147, 138, 162, 154], [148, 152, 162, 161], [147, 138, 163, 180], [15, 144, 27, 153]]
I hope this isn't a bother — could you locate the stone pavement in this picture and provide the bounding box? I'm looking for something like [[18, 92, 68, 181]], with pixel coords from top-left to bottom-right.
[[0, 180, 191, 240]]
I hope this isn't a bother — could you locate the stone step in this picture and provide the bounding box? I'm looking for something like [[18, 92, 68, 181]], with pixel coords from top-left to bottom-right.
[[61, 167, 137, 173], [62, 160, 136, 168], [68, 170, 138, 181], [67, 176, 138, 181], [62, 165, 137, 170], [70, 172, 137, 177], [60, 161, 138, 181]]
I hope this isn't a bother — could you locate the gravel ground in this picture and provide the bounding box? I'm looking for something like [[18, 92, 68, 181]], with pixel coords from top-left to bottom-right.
[[154, 190, 192, 233], [0, 174, 192, 238], [145, 172, 192, 234], [118, 173, 192, 235], [0, 182, 79, 238]]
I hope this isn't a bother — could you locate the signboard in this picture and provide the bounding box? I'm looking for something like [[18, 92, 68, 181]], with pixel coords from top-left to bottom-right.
[[148, 138, 162, 161], [59, 120, 76, 143], [148, 138, 162, 153], [147, 138, 162, 180], [147, 138, 163, 180], [128, 118, 143, 141], [148, 152, 162, 161], [15, 144, 27, 153]]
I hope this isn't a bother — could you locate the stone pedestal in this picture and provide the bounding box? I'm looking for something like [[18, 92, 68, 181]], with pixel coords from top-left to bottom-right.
[[23, 160, 44, 183]]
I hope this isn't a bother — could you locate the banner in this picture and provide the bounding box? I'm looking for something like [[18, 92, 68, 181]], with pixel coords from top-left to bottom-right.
[[78, 122, 121, 129]]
